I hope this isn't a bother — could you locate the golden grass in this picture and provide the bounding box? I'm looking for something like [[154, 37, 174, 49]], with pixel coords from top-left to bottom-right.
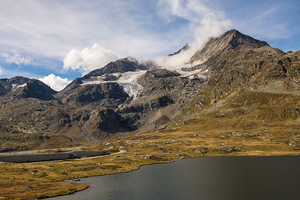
[[1, 122, 299, 199]]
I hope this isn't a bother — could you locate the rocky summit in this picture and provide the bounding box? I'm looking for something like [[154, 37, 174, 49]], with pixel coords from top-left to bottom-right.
[[1, 29, 300, 152]]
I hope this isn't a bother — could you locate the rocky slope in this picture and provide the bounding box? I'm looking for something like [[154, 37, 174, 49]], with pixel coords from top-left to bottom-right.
[[56, 80, 129, 109], [168, 49, 300, 133], [187, 29, 284, 75], [168, 44, 190, 56], [0, 76, 56, 100], [82, 57, 151, 80], [117, 69, 207, 132], [55, 57, 153, 109], [0, 97, 133, 152]]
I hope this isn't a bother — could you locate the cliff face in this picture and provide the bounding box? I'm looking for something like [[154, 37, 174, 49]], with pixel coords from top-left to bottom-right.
[[57, 82, 129, 109]]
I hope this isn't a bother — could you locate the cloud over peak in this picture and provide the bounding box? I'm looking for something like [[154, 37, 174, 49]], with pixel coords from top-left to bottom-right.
[[39, 74, 71, 91], [155, 0, 231, 67], [63, 43, 119, 74]]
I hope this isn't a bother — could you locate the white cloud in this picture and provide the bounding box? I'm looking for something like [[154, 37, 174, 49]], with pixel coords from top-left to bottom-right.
[[0, 50, 33, 65], [0, 66, 3, 75], [63, 43, 119, 74], [0, 1, 177, 60], [61, 0, 232, 70], [159, 0, 232, 45], [39, 74, 71, 91], [155, 0, 231, 67]]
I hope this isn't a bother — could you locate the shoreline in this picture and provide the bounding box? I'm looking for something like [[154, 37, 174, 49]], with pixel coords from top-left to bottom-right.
[[48, 151, 300, 199]]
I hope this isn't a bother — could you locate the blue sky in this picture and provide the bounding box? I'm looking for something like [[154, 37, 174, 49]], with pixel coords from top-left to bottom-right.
[[0, 0, 299, 91]]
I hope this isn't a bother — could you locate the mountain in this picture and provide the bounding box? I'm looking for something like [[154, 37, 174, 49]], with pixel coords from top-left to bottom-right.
[[168, 44, 190, 56], [167, 32, 300, 142], [56, 81, 129, 109], [0, 76, 56, 100], [117, 68, 207, 132], [0, 76, 29, 96], [1, 29, 300, 152], [55, 57, 155, 109], [188, 29, 284, 74], [82, 57, 152, 80]]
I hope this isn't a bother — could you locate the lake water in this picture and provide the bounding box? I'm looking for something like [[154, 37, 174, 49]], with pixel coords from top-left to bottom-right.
[[49, 155, 300, 200]]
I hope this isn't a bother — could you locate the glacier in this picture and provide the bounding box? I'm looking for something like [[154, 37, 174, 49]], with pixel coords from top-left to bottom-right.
[[81, 64, 207, 99]]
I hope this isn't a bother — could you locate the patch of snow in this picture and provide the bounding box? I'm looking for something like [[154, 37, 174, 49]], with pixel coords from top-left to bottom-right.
[[81, 70, 147, 99], [119, 83, 142, 99], [111, 72, 121, 77], [160, 64, 207, 79], [11, 83, 27, 91]]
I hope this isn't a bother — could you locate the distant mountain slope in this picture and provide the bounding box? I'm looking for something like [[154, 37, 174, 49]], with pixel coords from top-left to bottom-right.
[[0, 76, 56, 100], [0, 97, 133, 152], [0, 76, 30, 96], [55, 57, 155, 109], [168, 44, 190, 56], [56, 81, 129, 109], [169, 50, 300, 129], [188, 29, 284, 74], [117, 68, 207, 132], [82, 57, 151, 80]]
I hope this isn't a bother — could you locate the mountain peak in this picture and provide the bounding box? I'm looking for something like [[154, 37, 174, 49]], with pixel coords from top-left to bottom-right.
[[82, 56, 151, 80], [190, 29, 270, 64], [222, 29, 269, 48], [168, 44, 190, 56], [225, 29, 240, 35]]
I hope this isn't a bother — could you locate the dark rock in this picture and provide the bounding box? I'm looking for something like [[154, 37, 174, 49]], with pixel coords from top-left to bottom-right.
[[0, 147, 13, 153], [215, 147, 241, 153], [57, 82, 129, 109], [194, 148, 207, 154], [214, 114, 227, 118], [0, 77, 56, 100], [143, 155, 154, 159], [61, 171, 67, 175], [168, 44, 190, 56], [169, 139, 178, 143]]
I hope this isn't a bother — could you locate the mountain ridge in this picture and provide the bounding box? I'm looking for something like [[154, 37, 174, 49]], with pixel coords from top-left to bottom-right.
[[1, 29, 299, 152], [188, 29, 283, 75]]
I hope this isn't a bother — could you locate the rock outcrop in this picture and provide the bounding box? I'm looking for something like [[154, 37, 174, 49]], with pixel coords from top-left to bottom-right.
[[56, 81, 129, 109]]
